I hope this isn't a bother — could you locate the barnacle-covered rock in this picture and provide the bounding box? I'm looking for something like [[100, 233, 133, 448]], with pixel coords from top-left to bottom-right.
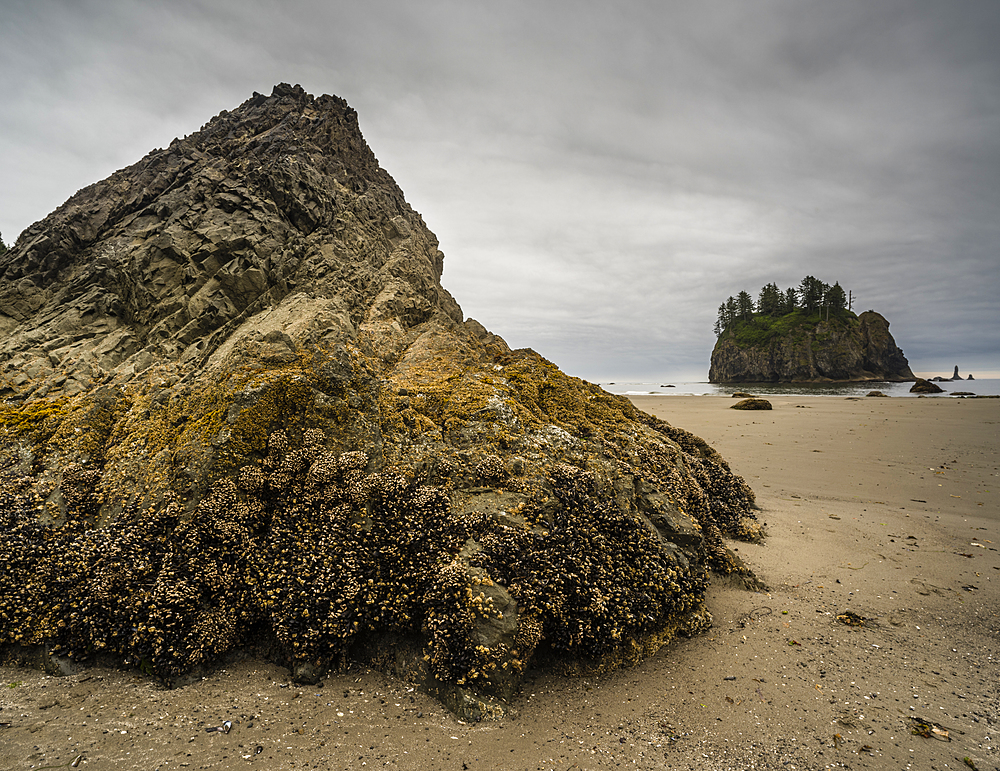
[[0, 84, 763, 719]]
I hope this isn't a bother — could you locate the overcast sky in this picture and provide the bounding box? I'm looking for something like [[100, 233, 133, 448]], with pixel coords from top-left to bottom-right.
[[2, 0, 998, 380]]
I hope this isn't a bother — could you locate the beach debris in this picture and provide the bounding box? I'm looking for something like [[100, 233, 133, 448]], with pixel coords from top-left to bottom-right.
[[833, 733, 842, 748], [786, 638, 801, 646], [963, 757, 979, 770], [836, 611, 868, 627], [730, 398, 772, 410], [736, 606, 772, 627], [32, 756, 84, 770], [909, 716, 951, 741], [205, 720, 233, 734]]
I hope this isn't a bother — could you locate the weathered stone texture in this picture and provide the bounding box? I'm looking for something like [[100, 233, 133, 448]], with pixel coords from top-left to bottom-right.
[[709, 311, 915, 383], [0, 85, 761, 719]]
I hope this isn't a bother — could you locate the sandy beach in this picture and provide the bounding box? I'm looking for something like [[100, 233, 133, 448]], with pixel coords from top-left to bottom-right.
[[1, 394, 997, 771]]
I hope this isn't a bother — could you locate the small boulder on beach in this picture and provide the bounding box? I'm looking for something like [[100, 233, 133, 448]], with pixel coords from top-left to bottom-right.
[[910, 378, 945, 394], [731, 398, 772, 410]]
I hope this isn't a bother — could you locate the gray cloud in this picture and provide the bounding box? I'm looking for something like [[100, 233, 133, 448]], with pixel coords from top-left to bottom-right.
[[2, 0, 998, 379]]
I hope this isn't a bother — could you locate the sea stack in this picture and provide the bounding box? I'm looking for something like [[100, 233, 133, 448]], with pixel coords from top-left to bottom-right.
[[0, 85, 761, 718], [709, 310, 915, 383]]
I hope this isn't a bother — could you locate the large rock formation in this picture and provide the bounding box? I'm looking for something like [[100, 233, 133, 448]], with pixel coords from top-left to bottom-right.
[[910, 378, 945, 394], [931, 366, 967, 382], [0, 85, 761, 719], [709, 310, 915, 383]]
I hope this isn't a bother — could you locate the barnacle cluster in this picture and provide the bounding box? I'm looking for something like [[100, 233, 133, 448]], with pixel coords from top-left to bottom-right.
[[470, 464, 706, 662], [0, 341, 762, 717]]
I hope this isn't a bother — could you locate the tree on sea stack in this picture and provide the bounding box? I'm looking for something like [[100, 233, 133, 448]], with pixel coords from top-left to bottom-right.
[[825, 282, 847, 312], [709, 274, 914, 384], [799, 275, 825, 312], [0, 84, 762, 720], [783, 286, 797, 314], [757, 282, 782, 317]]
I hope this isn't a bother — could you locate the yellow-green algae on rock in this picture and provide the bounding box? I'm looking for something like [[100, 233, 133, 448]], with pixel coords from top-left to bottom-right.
[[0, 84, 762, 720]]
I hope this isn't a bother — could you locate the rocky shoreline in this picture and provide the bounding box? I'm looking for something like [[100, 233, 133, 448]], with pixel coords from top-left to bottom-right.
[[2, 395, 996, 770]]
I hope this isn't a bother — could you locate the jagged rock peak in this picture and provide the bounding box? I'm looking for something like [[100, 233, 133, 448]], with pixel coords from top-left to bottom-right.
[[0, 83, 462, 397]]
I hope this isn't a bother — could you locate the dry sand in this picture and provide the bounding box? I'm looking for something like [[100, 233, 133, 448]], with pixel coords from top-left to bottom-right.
[[1, 395, 997, 771]]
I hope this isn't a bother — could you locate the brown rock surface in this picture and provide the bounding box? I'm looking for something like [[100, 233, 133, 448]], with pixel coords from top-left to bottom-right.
[[910, 378, 945, 394], [730, 398, 772, 410], [0, 85, 760, 718], [709, 310, 915, 383]]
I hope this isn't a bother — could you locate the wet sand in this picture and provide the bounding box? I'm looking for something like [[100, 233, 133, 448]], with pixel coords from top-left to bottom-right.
[[2, 395, 997, 770]]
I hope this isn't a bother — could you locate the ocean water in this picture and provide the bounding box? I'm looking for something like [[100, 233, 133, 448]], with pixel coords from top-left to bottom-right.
[[599, 378, 1000, 398]]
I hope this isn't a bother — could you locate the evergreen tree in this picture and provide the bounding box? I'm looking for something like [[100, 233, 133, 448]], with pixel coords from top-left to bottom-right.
[[825, 281, 847, 312], [0, 231, 6, 255], [784, 286, 797, 313], [718, 277, 849, 326], [757, 282, 781, 316], [799, 276, 824, 312], [725, 295, 737, 327], [736, 290, 754, 321]]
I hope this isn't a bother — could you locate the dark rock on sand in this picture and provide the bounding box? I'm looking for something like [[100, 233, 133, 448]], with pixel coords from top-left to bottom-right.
[[731, 398, 772, 410], [0, 84, 761, 720], [910, 378, 945, 394]]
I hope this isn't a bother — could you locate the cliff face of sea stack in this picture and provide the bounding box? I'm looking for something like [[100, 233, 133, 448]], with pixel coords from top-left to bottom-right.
[[709, 310, 915, 384], [0, 84, 760, 719]]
